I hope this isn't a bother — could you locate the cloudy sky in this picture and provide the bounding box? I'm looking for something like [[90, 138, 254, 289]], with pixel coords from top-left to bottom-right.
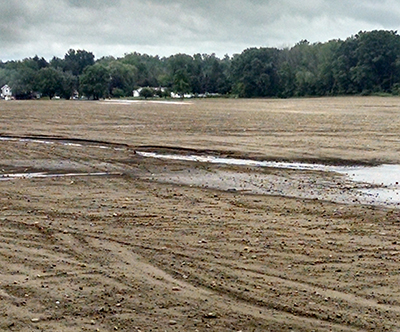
[[1, 0, 399, 61]]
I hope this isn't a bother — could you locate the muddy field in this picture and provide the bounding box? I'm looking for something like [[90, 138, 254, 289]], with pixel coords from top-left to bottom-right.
[[1, 97, 400, 331]]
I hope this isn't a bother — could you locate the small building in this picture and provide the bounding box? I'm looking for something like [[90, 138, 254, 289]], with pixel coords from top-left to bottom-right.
[[1, 84, 12, 100], [133, 87, 168, 98], [171, 92, 194, 99], [133, 88, 142, 98]]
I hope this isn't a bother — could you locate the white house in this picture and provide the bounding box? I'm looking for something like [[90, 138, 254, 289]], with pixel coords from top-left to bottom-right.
[[1, 84, 12, 100], [171, 92, 194, 99], [133, 87, 168, 98], [133, 87, 143, 97]]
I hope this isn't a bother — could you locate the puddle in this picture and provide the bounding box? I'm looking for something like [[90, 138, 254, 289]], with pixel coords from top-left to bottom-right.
[[339, 164, 400, 186], [136, 150, 399, 185], [335, 165, 400, 205], [101, 99, 192, 105], [137, 151, 400, 206], [136, 151, 342, 170]]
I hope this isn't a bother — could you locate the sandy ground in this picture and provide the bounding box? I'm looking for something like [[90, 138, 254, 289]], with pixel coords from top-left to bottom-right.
[[1, 97, 400, 331]]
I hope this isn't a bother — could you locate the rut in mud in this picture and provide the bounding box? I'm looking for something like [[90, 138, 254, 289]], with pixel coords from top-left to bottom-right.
[[2, 168, 400, 331]]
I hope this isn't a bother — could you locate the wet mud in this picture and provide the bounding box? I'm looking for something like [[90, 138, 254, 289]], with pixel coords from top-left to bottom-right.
[[2, 135, 399, 208], [2, 98, 400, 331]]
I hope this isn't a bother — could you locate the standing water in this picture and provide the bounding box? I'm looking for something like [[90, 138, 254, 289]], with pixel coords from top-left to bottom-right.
[[136, 151, 400, 206]]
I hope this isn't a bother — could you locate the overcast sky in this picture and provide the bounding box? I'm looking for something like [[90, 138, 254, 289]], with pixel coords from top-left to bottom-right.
[[1, 0, 399, 61]]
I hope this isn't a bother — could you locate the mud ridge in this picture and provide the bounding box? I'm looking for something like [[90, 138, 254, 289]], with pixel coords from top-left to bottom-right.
[[0, 134, 132, 150], [1, 134, 377, 166]]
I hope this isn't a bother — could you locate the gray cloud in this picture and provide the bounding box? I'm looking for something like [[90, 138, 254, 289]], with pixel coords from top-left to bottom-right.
[[0, 0, 398, 61]]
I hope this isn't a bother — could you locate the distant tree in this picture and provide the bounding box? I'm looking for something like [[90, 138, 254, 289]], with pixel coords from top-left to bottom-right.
[[107, 62, 137, 97], [230, 47, 281, 97], [49, 56, 65, 70], [166, 54, 194, 94], [173, 69, 190, 97], [5, 30, 400, 100], [218, 55, 232, 94], [36, 67, 64, 99], [96, 55, 116, 66], [0, 68, 10, 87], [200, 53, 230, 94], [80, 64, 110, 99], [60, 71, 77, 99], [139, 87, 154, 99], [331, 30, 400, 94], [7, 63, 37, 99], [352, 30, 400, 93], [64, 49, 95, 76], [111, 88, 125, 98], [277, 59, 296, 98], [122, 52, 161, 86], [313, 40, 342, 95], [332, 37, 359, 94], [32, 55, 49, 69], [285, 40, 318, 96]]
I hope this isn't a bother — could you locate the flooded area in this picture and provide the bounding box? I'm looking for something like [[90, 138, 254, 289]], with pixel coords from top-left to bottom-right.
[[100, 99, 192, 105], [136, 151, 400, 207], [342, 164, 400, 186], [1, 135, 400, 208]]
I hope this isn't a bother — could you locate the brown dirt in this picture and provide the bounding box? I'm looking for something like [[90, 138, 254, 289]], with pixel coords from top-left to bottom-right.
[[1, 97, 400, 331]]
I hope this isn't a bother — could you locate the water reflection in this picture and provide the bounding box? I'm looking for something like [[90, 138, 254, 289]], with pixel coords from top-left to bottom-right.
[[339, 164, 400, 186], [136, 151, 400, 206]]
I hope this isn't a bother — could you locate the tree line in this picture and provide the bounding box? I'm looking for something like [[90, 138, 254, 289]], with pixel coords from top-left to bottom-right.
[[2, 30, 400, 99]]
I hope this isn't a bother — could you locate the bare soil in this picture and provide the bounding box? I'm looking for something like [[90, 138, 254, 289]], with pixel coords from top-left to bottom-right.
[[1, 97, 400, 331]]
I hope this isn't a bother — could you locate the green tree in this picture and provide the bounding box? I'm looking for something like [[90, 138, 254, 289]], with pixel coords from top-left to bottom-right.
[[8, 67, 36, 99], [313, 40, 342, 95], [60, 71, 77, 99], [80, 64, 110, 99], [172, 68, 190, 96], [36, 67, 64, 99], [332, 37, 358, 94], [107, 62, 137, 97], [122, 52, 161, 87], [200, 53, 230, 94], [166, 54, 194, 94], [286, 40, 318, 96], [277, 59, 296, 98], [230, 47, 281, 97], [139, 87, 154, 99], [352, 30, 400, 93], [0, 68, 11, 87], [32, 55, 49, 69], [49, 56, 64, 70], [64, 49, 95, 76]]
